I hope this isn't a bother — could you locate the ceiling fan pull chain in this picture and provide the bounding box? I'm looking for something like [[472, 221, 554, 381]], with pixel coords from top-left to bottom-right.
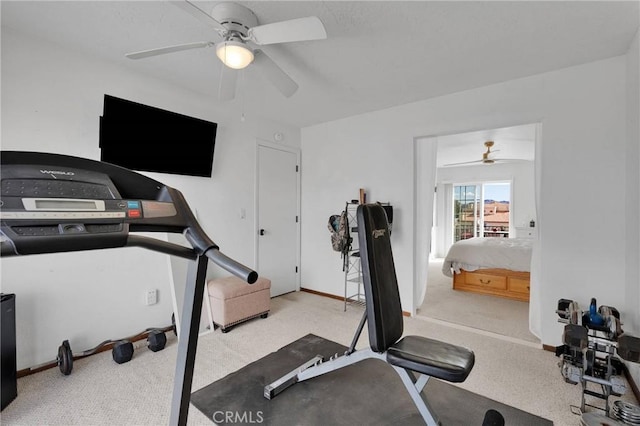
[[240, 70, 246, 122]]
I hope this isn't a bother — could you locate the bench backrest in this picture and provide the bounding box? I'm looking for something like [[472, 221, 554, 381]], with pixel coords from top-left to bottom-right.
[[357, 204, 404, 353]]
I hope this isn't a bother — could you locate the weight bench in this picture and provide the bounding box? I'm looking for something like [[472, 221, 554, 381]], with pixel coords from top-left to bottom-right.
[[265, 204, 475, 425]]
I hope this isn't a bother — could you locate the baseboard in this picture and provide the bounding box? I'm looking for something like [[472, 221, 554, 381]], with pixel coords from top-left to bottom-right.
[[542, 344, 640, 403], [542, 344, 556, 352], [300, 287, 344, 301], [299, 287, 411, 316]]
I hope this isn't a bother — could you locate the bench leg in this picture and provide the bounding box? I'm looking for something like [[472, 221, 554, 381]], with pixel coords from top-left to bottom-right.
[[266, 347, 441, 426], [392, 366, 439, 426], [265, 348, 385, 399], [297, 348, 384, 382]]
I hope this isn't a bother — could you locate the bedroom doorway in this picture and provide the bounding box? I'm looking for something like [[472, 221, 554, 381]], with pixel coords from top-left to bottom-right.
[[415, 123, 539, 344]]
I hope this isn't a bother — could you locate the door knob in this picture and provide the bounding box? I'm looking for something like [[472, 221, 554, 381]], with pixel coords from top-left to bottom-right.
[[259, 229, 265, 236]]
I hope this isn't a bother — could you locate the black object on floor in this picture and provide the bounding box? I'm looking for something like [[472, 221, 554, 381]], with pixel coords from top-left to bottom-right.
[[112, 340, 134, 364], [147, 329, 167, 352], [191, 334, 552, 426], [482, 409, 506, 426], [1, 293, 17, 411]]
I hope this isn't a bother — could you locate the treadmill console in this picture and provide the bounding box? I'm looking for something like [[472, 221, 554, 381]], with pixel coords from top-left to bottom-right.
[[1, 152, 192, 256]]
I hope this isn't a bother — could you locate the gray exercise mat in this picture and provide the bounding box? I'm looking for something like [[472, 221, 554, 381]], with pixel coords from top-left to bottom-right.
[[191, 334, 552, 425]]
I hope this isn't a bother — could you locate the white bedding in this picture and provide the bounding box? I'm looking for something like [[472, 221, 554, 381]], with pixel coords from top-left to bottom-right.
[[442, 237, 533, 277]]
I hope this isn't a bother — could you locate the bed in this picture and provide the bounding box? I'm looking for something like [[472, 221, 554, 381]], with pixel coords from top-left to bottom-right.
[[442, 237, 533, 302]]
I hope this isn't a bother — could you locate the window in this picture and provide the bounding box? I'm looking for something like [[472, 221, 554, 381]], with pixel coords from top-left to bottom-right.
[[453, 182, 511, 242], [453, 185, 479, 242]]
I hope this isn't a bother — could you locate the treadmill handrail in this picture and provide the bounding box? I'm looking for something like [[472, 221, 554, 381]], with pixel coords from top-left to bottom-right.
[[205, 248, 258, 284], [4, 236, 258, 285], [1, 241, 17, 257], [126, 235, 197, 261], [126, 235, 258, 284]]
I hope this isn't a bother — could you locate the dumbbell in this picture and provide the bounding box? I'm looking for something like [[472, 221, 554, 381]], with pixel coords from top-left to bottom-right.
[[599, 305, 621, 320], [556, 299, 573, 320], [171, 313, 177, 336], [599, 305, 623, 340], [114, 330, 168, 361], [111, 330, 167, 361], [563, 324, 588, 349], [102, 329, 167, 364], [147, 329, 167, 352], [112, 340, 134, 364], [557, 299, 582, 325], [618, 334, 640, 363], [57, 340, 73, 375]]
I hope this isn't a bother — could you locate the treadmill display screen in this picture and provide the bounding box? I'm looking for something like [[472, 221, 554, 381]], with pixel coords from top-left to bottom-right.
[[21, 198, 106, 212], [34, 199, 99, 210]]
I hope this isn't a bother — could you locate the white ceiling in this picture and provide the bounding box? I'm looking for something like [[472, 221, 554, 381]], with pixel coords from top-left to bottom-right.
[[2, 1, 638, 134]]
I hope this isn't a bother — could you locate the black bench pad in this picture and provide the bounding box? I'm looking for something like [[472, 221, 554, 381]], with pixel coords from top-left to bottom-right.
[[386, 336, 475, 383]]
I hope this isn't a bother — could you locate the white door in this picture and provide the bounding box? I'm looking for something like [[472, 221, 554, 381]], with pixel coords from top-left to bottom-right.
[[257, 143, 299, 296]]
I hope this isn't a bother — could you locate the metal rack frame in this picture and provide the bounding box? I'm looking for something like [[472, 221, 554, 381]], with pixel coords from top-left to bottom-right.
[[343, 202, 364, 310]]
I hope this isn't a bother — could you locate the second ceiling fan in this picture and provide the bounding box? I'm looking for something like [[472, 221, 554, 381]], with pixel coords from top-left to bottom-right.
[[125, 1, 328, 100], [443, 140, 523, 167]]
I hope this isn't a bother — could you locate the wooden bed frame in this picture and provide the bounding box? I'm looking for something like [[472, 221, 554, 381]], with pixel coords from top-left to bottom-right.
[[452, 268, 530, 302]]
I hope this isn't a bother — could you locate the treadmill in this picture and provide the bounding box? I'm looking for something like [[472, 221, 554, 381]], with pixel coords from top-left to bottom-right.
[[0, 151, 257, 426]]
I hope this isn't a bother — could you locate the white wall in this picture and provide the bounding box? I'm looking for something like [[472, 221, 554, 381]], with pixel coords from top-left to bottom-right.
[[433, 161, 536, 258], [301, 116, 416, 308], [301, 55, 628, 346], [0, 28, 300, 369], [625, 27, 640, 388]]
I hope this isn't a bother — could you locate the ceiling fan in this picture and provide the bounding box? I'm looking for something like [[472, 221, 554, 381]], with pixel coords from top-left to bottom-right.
[[125, 1, 328, 100], [442, 140, 523, 167]]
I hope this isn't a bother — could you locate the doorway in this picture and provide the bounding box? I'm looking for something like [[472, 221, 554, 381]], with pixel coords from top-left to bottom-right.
[[415, 123, 539, 343], [256, 142, 300, 297]]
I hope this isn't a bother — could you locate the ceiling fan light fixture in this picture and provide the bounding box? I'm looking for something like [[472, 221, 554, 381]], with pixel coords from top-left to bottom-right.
[[216, 40, 254, 69]]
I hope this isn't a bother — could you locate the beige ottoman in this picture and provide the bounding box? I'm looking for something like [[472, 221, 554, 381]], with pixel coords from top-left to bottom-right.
[[207, 276, 271, 333]]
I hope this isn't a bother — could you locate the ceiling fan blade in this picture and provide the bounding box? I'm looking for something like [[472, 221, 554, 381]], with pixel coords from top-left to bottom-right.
[[252, 50, 298, 97], [217, 67, 238, 101], [445, 158, 529, 167], [441, 159, 484, 167], [248, 16, 327, 45], [493, 158, 529, 163], [170, 1, 226, 34], [125, 41, 213, 59]]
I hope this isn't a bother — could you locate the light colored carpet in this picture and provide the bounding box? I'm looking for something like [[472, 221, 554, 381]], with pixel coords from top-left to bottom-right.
[[1, 291, 637, 425], [417, 258, 539, 344]]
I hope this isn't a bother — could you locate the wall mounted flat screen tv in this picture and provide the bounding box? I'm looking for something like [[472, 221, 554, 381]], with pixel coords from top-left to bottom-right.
[[99, 95, 217, 177]]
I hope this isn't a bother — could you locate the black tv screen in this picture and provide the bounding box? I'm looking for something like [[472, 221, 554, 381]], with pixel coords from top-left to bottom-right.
[[99, 95, 217, 177]]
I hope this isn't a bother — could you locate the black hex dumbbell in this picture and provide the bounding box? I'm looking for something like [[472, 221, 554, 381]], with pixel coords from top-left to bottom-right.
[[147, 329, 167, 352], [112, 340, 134, 364]]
